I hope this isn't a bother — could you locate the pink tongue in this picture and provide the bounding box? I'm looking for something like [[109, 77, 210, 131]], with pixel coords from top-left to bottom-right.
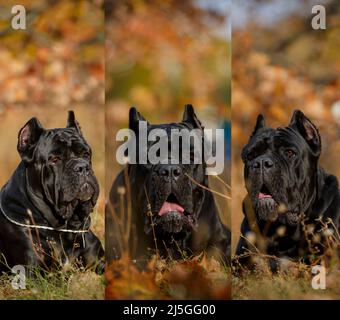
[[159, 202, 184, 216], [258, 192, 273, 199]]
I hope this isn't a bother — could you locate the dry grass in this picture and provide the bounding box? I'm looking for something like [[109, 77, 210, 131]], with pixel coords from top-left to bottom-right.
[[233, 258, 340, 300], [0, 268, 104, 300], [0, 205, 104, 300]]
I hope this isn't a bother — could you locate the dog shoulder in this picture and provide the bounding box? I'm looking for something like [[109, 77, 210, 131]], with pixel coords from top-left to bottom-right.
[[316, 168, 340, 224]]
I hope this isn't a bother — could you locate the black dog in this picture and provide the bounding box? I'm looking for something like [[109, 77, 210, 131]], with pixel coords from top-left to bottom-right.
[[0, 112, 104, 272], [236, 110, 340, 270], [106, 105, 230, 265]]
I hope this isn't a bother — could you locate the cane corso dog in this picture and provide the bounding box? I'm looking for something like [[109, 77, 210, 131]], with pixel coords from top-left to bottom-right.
[[0, 112, 104, 273], [106, 105, 230, 265], [236, 110, 340, 270]]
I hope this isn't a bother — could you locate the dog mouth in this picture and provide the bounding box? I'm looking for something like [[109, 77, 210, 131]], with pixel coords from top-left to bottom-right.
[[255, 184, 300, 225], [59, 182, 94, 218], [258, 185, 274, 200], [77, 182, 94, 202], [150, 193, 196, 234], [158, 193, 185, 216], [254, 184, 279, 221]]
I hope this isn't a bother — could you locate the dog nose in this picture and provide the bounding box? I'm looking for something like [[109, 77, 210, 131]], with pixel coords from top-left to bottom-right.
[[74, 162, 90, 175], [252, 157, 273, 170], [252, 161, 261, 169], [159, 165, 182, 179], [263, 159, 273, 169]]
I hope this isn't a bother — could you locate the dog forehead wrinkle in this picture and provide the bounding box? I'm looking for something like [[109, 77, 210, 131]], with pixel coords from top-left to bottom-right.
[[50, 129, 84, 147], [275, 127, 306, 147], [249, 128, 304, 157], [247, 128, 274, 150], [246, 140, 269, 158]]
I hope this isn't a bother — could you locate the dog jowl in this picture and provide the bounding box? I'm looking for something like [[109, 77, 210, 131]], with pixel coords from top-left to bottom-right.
[[236, 110, 340, 270], [0, 112, 104, 272], [106, 105, 231, 265]]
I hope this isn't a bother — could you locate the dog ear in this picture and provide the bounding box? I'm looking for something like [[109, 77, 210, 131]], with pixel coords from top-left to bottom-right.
[[289, 110, 321, 156], [182, 104, 203, 130], [251, 114, 266, 137], [17, 117, 45, 163], [67, 110, 82, 135], [129, 107, 149, 133]]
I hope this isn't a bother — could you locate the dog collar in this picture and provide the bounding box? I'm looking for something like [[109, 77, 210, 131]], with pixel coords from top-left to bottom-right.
[[0, 195, 89, 234]]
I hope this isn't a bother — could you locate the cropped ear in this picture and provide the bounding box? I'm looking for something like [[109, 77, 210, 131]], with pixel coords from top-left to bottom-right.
[[251, 114, 266, 137], [17, 118, 45, 163], [289, 110, 321, 156], [129, 107, 149, 133], [67, 110, 82, 135], [182, 104, 203, 130]]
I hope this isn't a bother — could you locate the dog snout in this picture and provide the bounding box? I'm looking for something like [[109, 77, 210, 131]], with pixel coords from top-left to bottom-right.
[[158, 165, 182, 180], [251, 156, 274, 171]]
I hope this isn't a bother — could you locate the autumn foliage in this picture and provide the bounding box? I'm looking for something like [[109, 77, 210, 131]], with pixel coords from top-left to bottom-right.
[[105, 253, 230, 300]]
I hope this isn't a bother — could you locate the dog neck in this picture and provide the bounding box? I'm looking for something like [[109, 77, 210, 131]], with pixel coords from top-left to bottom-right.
[[1, 162, 64, 228]]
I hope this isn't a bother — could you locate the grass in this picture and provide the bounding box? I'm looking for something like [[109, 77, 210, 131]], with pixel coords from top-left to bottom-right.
[[232, 262, 340, 299], [0, 268, 105, 300], [231, 236, 340, 300], [0, 203, 104, 300], [231, 219, 340, 300], [0, 207, 104, 300]]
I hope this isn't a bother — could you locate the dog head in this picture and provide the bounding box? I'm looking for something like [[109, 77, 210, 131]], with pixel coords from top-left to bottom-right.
[[17, 111, 99, 222], [128, 105, 207, 238], [242, 110, 321, 226]]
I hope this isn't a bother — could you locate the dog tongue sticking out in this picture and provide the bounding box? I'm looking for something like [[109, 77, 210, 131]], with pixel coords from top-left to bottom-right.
[[159, 202, 184, 216]]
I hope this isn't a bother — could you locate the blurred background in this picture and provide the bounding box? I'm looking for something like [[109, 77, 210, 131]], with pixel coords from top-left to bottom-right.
[[105, 0, 231, 228], [0, 0, 104, 240], [231, 0, 340, 251]]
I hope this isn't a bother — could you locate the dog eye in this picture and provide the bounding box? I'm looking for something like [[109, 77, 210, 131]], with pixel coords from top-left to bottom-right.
[[49, 155, 61, 165], [285, 149, 296, 158]]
